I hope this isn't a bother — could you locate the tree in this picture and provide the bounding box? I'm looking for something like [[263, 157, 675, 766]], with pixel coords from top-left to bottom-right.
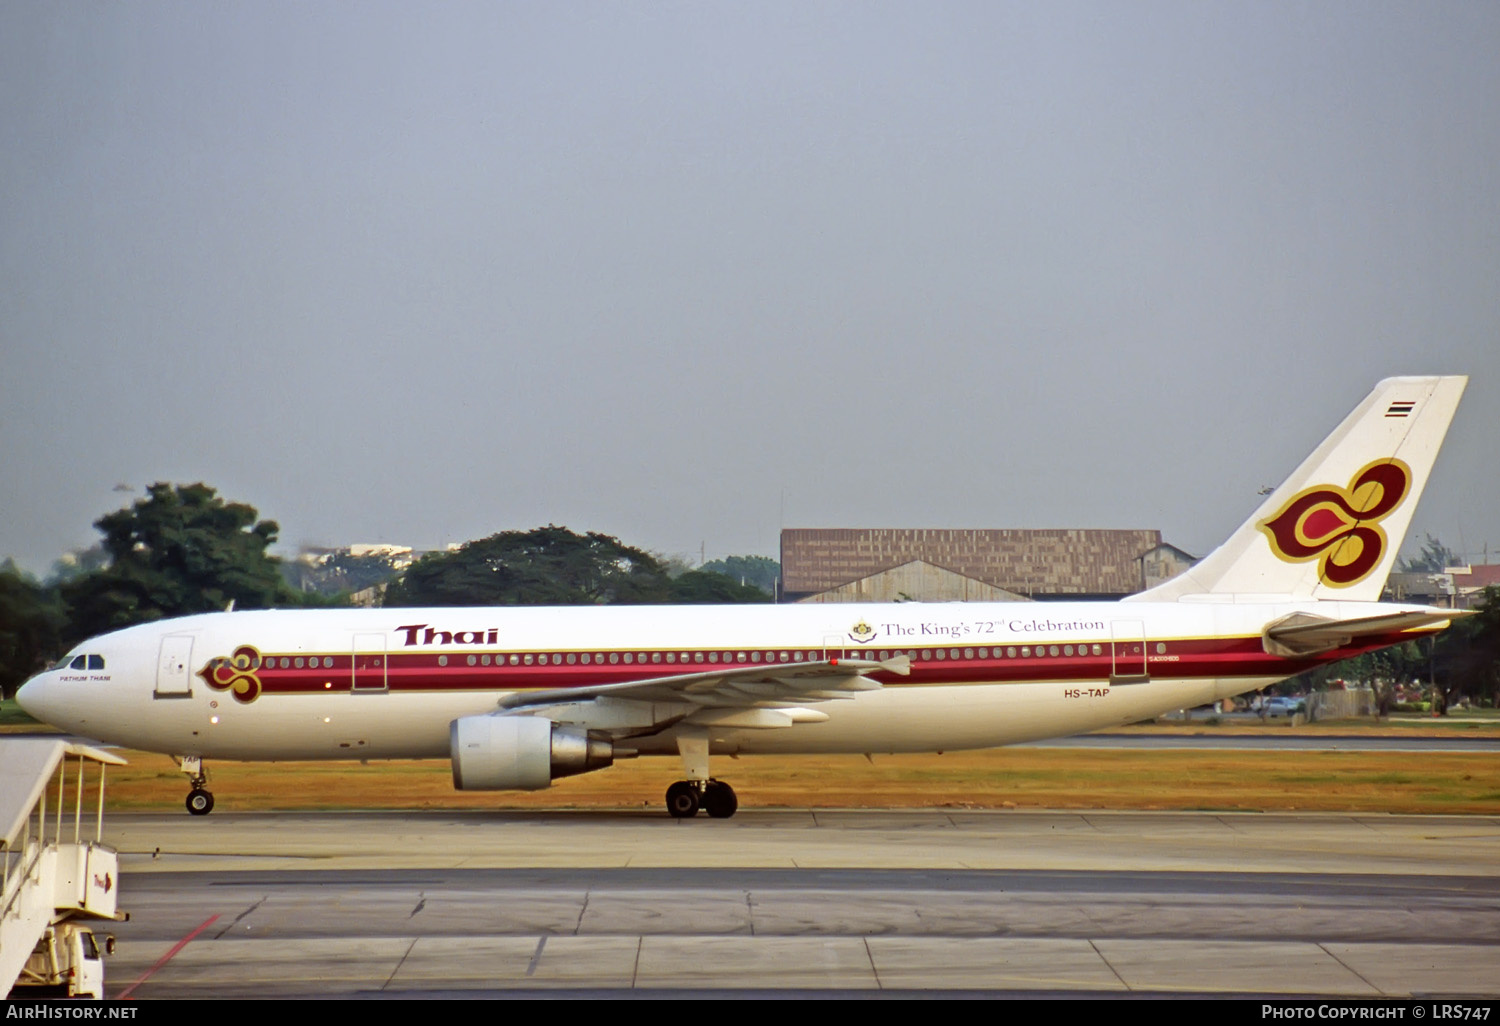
[[386, 526, 673, 607], [46, 545, 108, 584], [60, 483, 299, 642], [0, 561, 66, 699], [698, 555, 781, 596], [667, 569, 772, 604], [384, 527, 773, 607], [1432, 586, 1500, 709]]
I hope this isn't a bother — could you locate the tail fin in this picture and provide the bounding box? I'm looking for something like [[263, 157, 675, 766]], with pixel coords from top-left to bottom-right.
[[1130, 376, 1467, 603]]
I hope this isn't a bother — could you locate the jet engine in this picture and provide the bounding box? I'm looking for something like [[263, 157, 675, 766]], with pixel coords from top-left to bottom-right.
[[449, 714, 614, 790]]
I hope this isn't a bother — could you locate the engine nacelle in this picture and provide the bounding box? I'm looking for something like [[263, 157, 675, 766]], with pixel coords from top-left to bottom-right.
[[450, 715, 614, 791]]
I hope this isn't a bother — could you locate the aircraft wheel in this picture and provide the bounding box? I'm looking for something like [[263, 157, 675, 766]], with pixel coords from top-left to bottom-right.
[[702, 780, 738, 819], [665, 781, 700, 818], [186, 788, 215, 816]]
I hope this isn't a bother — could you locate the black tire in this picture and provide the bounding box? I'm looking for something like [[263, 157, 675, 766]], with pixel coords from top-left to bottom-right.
[[702, 781, 738, 819], [186, 789, 215, 816], [665, 780, 699, 818]]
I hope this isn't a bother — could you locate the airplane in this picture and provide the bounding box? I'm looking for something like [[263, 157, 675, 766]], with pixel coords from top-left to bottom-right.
[[17, 376, 1470, 819]]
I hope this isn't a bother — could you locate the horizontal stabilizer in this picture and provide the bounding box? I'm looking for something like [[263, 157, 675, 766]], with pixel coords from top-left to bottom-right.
[[1263, 609, 1470, 657]]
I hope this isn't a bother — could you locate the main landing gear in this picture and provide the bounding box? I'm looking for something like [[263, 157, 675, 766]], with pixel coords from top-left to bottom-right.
[[665, 732, 739, 819], [179, 756, 215, 816], [665, 779, 738, 819]]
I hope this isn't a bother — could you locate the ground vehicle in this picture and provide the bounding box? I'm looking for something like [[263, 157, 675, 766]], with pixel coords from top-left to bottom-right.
[[1263, 696, 1306, 718], [11, 922, 113, 999]]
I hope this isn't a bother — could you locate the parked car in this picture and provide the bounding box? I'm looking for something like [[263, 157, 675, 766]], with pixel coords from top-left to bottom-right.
[[1264, 696, 1306, 718]]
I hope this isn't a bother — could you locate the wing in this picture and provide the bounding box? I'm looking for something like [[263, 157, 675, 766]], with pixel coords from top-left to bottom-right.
[[502, 654, 910, 709], [496, 655, 911, 734]]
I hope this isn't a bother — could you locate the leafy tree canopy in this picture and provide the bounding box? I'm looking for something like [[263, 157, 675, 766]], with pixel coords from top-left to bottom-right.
[[0, 560, 66, 698], [698, 555, 780, 596], [60, 483, 299, 642], [385, 526, 771, 607], [667, 569, 772, 604], [1432, 586, 1500, 707]]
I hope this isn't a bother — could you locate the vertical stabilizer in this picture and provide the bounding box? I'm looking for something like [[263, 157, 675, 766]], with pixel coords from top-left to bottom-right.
[[1129, 376, 1466, 603]]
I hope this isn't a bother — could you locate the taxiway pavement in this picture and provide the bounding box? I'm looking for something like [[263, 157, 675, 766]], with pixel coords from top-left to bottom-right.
[[102, 809, 1500, 998]]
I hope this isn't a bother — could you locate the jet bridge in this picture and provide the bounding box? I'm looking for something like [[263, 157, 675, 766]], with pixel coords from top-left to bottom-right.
[[2, 740, 127, 998]]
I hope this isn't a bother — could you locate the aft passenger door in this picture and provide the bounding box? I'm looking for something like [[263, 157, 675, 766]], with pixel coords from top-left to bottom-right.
[[352, 633, 388, 693], [1110, 620, 1150, 685]]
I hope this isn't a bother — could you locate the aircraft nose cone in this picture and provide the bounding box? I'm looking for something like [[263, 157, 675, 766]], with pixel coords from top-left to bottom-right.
[[16, 674, 53, 723]]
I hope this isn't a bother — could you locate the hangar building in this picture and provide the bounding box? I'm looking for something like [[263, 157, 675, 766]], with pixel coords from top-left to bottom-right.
[[780, 528, 1195, 603]]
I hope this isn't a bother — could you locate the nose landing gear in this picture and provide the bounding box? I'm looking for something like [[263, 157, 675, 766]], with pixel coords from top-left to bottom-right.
[[179, 756, 215, 816]]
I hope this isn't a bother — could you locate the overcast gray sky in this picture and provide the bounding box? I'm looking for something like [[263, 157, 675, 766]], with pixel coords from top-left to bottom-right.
[[3, 2, 1497, 575]]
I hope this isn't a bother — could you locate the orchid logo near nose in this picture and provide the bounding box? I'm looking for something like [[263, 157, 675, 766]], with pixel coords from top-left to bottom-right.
[[198, 645, 264, 703]]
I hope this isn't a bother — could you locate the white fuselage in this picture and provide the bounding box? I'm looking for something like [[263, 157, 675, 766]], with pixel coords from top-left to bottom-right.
[[17, 599, 1431, 764]]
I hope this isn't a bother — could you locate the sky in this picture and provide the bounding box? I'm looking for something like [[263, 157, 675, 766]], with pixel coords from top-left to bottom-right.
[[3, 2, 1498, 576]]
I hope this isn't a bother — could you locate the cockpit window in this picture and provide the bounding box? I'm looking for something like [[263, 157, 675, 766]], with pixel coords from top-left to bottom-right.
[[51, 652, 105, 672]]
